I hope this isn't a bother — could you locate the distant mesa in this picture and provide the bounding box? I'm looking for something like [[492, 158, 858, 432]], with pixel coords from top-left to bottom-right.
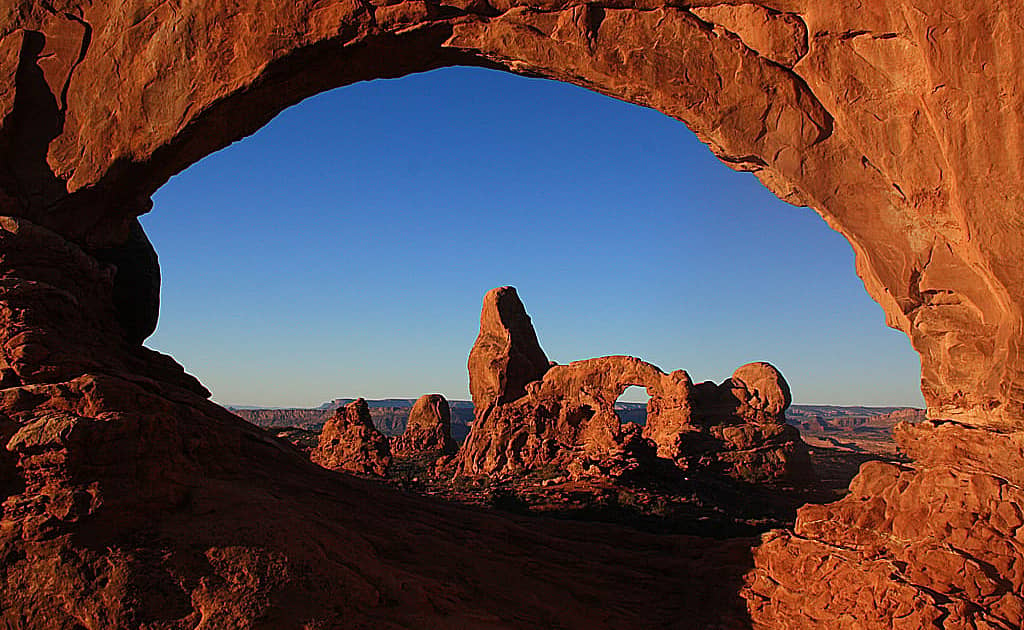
[[790, 406, 927, 456], [456, 287, 811, 483], [310, 398, 391, 476], [391, 394, 457, 457]]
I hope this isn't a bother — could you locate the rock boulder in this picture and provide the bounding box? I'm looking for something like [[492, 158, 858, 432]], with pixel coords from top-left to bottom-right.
[[391, 394, 457, 457], [311, 398, 391, 476]]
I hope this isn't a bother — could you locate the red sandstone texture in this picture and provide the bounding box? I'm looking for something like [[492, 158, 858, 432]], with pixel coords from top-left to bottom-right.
[[390, 393, 457, 457], [2, 0, 1018, 428], [1, 0, 1023, 627], [310, 398, 392, 476], [467, 287, 551, 416], [457, 289, 810, 483]]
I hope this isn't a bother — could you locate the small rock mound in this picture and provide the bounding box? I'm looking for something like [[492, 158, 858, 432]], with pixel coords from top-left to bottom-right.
[[391, 394, 457, 456], [647, 361, 810, 482], [311, 398, 391, 476]]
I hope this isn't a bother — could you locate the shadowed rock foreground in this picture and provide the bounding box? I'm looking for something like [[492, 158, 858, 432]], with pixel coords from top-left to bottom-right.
[[2, 0, 1024, 626]]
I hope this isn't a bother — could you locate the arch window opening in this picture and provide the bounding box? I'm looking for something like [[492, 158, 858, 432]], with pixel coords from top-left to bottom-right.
[[144, 66, 924, 458], [615, 385, 649, 425]]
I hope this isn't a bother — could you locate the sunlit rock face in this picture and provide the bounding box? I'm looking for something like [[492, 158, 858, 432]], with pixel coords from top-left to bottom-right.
[[311, 398, 392, 476], [1, 0, 1023, 627], [2, 0, 1021, 430], [467, 287, 550, 418], [391, 393, 457, 456], [654, 361, 810, 483], [458, 288, 810, 482]]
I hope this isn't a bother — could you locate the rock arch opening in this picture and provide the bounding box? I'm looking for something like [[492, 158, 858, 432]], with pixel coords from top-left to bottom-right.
[[1, 3, 1022, 628], [143, 66, 922, 414]]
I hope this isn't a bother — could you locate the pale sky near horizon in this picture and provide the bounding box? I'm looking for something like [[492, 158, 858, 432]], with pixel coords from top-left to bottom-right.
[[143, 66, 926, 409]]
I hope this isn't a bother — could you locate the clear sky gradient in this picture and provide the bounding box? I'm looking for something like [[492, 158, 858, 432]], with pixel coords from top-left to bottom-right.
[[144, 66, 925, 408]]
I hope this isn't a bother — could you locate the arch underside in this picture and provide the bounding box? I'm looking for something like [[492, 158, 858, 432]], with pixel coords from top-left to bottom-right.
[[1, 0, 1023, 627]]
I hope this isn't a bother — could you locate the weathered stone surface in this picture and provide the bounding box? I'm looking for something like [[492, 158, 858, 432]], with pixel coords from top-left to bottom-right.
[[0, 216, 204, 393], [745, 419, 1024, 628], [468, 286, 550, 417], [747, 454, 1024, 628], [675, 362, 809, 482], [894, 419, 1024, 487], [458, 355, 671, 479], [690, 4, 808, 69], [311, 398, 391, 476], [459, 291, 809, 483], [391, 393, 457, 456], [0, 0, 1023, 626], [1, 0, 1022, 430]]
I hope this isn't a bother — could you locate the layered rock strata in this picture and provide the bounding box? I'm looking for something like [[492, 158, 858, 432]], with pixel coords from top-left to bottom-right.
[[390, 393, 457, 456], [311, 398, 391, 476]]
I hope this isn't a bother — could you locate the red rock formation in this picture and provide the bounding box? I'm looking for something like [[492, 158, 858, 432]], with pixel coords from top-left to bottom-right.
[[391, 393, 457, 456], [0, 221, 753, 626], [698, 363, 809, 482], [3, 1, 1018, 429], [459, 293, 809, 483], [748, 427, 1024, 627], [468, 286, 550, 416], [311, 398, 391, 476], [2, 0, 1023, 626], [458, 355, 672, 478]]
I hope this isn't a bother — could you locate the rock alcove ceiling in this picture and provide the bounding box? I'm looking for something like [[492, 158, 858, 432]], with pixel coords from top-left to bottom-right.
[[1, 0, 1023, 627]]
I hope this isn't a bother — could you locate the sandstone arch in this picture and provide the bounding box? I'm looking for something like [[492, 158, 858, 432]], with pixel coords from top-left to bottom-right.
[[4, 1, 1019, 427], [2, 1, 1023, 627], [460, 291, 809, 483]]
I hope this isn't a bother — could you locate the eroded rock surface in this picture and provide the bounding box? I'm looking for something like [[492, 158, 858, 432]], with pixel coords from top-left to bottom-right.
[[747, 428, 1024, 628], [311, 398, 391, 476], [646, 362, 810, 483], [458, 290, 809, 483], [459, 355, 668, 479], [3, 0, 1020, 429], [391, 393, 457, 456], [1, 0, 1023, 627], [468, 286, 550, 416]]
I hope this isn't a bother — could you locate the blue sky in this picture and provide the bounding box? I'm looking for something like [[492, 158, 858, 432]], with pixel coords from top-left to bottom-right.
[[144, 66, 925, 408]]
